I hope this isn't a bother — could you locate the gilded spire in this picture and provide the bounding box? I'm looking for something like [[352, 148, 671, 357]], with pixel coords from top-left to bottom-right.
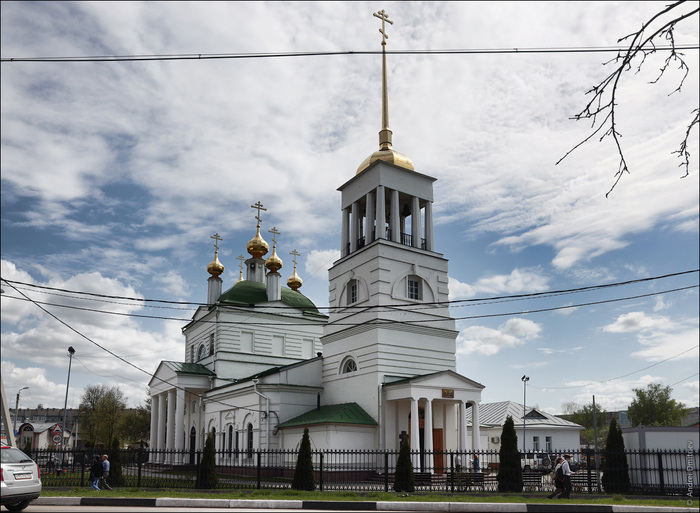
[[356, 10, 414, 174], [287, 249, 303, 291], [206, 232, 225, 277], [265, 227, 283, 273], [246, 201, 270, 258]]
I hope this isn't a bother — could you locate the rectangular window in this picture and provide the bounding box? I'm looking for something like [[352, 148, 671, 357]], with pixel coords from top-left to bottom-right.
[[209, 333, 215, 355], [190, 345, 194, 363], [408, 279, 420, 300], [348, 281, 357, 304], [532, 436, 539, 452], [241, 331, 254, 353], [545, 436, 552, 452]]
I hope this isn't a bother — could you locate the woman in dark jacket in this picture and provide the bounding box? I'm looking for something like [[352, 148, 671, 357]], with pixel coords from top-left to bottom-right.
[[89, 456, 103, 490]]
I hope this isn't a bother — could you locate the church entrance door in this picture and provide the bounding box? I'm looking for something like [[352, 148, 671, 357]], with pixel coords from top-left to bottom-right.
[[433, 428, 444, 473]]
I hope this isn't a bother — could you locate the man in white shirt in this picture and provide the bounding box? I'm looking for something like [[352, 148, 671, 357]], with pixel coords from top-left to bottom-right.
[[561, 454, 574, 498]]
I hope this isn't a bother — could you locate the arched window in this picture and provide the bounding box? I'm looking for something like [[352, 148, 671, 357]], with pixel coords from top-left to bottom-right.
[[228, 426, 233, 456], [341, 357, 358, 374], [211, 427, 216, 451], [198, 344, 207, 361], [247, 423, 254, 458]]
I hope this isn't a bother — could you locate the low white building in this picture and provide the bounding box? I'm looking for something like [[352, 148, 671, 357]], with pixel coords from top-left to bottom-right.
[[478, 401, 584, 454]]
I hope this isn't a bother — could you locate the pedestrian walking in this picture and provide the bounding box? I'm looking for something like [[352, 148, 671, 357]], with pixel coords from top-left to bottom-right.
[[547, 456, 565, 499], [560, 454, 574, 499], [89, 456, 102, 491], [100, 454, 113, 490]]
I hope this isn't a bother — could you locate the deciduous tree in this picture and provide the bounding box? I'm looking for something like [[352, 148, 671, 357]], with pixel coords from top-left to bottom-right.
[[627, 382, 688, 427]]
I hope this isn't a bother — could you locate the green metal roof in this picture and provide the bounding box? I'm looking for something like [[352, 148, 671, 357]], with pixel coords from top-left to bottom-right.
[[163, 361, 216, 376], [278, 403, 378, 428], [218, 280, 326, 318]]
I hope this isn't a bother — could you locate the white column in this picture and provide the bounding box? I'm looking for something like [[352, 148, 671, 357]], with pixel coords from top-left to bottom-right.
[[459, 401, 467, 453], [157, 392, 166, 462], [411, 196, 421, 248], [410, 397, 420, 469], [366, 191, 375, 243], [166, 389, 176, 463], [174, 387, 186, 464], [376, 186, 386, 240], [390, 190, 400, 242], [341, 208, 350, 256], [471, 402, 481, 451], [424, 201, 434, 251], [149, 393, 159, 455], [350, 201, 359, 252], [424, 399, 433, 473]]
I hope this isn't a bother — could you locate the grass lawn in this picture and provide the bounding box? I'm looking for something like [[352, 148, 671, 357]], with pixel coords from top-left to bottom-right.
[[41, 488, 698, 509]]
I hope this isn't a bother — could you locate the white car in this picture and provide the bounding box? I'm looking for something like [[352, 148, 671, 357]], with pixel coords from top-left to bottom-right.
[[1, 446, 42, 512]]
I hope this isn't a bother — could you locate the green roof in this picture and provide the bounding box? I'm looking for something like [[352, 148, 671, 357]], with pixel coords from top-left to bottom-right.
[[278, 403, 378, 428], [218, 280, 326, 317], [163, 361, 216, 376]]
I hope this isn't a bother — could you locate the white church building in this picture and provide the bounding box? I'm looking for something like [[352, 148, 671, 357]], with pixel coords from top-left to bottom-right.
[[148, 10, 484, 474]]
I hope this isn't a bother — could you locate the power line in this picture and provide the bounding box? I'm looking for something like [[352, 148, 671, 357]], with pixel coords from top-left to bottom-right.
[[2, 269, 697, 312], [2, 45, 698, 63]]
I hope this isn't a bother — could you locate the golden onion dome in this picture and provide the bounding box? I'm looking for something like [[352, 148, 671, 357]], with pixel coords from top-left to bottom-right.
[[356, 148, 414, 175], [265, 245, 283, 273], [246, 227, 269, 259], [287, 269, 303, 291], [206, 251, 224, 277]]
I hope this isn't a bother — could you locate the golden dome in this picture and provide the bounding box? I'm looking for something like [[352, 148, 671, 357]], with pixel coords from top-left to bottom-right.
[[356, 148, 414, 175], [287, 269, 303, 291], [206, 252, 225, 277], [246, 227, 269, 259], [265, 245, 282, 273]]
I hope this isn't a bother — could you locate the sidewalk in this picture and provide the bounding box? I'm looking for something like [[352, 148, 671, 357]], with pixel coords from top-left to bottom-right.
[[34, 496, 697, 512]]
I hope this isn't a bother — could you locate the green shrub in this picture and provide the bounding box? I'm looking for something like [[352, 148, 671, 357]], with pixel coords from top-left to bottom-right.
[[496, 415, 523, 492], [291, 427, 315, 491], [601, 419, 630, 493], [393, 438, 415, 493], [198, 433, 218, 489]]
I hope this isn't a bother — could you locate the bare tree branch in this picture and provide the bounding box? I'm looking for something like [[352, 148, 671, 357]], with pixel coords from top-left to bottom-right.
[[557, 1, 699, 197]]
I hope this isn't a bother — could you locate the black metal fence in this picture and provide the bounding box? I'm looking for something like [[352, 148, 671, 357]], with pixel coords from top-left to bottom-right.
[[30, 447, 698, 496]]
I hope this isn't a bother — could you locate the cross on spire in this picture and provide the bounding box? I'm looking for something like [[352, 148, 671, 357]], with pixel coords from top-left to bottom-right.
[[374, 9, 393, 46], [268, 226, 280, 246], [210, 233, 223, 251], [236, 254, 245, 270], [251, 201, 267, 228], [289, 249, 301, 267]]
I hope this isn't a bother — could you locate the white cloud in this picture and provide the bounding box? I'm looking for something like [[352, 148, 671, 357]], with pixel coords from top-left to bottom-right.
[[457, 318, 542, 356], [449, 268, 550, 299], [603, 311, 673, 333]]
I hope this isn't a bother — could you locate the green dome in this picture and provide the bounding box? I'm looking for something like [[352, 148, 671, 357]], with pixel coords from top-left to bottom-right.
[[218, 280, 324, 317]]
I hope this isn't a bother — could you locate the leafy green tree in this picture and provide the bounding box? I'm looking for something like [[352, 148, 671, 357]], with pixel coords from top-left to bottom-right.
[[116, 399, 151, 447], [497, 415, 522, 492], [198, 433, 218, 489], [601, 418, 630, 493], [393, 438, 415, 493], [564, 401, 609, 447], [627, 383, 688, 427], [79, 384, 127, 447], [292, 427, 316, 491]]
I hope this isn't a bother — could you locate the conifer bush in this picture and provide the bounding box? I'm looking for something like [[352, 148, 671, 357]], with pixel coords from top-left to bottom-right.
[[393, 438, 415, 493], [109, 439, 124, 486], [291, 427, 315, 491], [601, 418, 631, 493], [497, 415, 523, 492], [198, 433, 219, 489]]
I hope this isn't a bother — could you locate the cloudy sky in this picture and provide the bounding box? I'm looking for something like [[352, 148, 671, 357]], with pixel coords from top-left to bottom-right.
[[2, 1, 698, 419]]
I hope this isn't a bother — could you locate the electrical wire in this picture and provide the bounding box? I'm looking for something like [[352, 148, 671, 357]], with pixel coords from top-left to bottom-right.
[[2, 45, 699, 63]]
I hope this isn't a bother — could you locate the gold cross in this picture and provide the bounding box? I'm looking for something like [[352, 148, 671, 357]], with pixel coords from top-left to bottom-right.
[[236, 254, 246, 271], [210, 233, 223, 251], [374, 9, 393, 46], [268, 226, 280, 245], [251, 201, 267, 227], [289, 249, 300, 266]]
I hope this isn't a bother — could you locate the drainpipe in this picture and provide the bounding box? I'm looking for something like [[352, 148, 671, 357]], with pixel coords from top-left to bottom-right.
[[252, 378, 270, 465]]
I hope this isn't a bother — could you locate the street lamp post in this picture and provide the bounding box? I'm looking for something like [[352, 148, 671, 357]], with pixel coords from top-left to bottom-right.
[[13, 386, 29, 446], [60, 347, 75, 461], [521, 375, 529, 456]]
